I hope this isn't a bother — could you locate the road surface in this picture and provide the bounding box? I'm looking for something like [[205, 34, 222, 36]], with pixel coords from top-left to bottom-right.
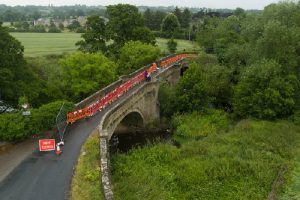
[[0, 81, 143, 200]]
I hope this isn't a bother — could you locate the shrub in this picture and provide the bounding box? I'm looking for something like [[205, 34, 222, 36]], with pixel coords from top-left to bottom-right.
[[0, 101, 74, 142], [172, 110, 229, 138], [233, 59, 299, 119]]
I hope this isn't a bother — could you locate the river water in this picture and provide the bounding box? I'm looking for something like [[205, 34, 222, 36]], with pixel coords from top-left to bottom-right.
[[109, 130, 180, 153]]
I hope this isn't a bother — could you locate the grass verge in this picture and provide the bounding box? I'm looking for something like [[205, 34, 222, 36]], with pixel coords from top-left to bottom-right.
[[70, 132, 103, 200]]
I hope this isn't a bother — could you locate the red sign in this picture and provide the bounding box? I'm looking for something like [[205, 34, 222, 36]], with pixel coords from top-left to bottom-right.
[[39, 139, 55, 151]]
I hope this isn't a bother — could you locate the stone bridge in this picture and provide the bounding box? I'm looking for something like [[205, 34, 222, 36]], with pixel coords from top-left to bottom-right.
[[77, 60, 187, 200]]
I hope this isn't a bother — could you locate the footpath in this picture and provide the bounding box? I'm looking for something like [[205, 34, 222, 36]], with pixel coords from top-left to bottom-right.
[[0, 140, 37, 182]]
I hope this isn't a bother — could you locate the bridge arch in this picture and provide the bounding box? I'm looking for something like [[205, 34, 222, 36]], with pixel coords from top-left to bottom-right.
[[104, 108, 145, 140]]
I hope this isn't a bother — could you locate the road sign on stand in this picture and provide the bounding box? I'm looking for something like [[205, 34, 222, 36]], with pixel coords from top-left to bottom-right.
[[39, 139, 55, 151]]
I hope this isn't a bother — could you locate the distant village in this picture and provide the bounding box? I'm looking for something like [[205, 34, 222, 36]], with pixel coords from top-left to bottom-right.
[[33, 16, 87, 28]]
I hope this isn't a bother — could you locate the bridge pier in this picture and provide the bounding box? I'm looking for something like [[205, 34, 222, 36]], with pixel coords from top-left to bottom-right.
[[99, 129, 114, 200]]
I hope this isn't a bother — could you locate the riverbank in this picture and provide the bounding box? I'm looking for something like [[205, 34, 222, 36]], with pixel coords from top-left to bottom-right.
[[70, 118, 300, 200]]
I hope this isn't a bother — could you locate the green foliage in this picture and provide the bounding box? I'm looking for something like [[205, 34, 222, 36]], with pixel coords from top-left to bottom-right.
[[18, 96, 28, 107], [176, 57, 232, 113], [0, 23, 45, 106], [172, 110, 229, 138], [167, 37, 177, 53], [59, 52, 117, 101], [290, 110, 300, 126], [158, 83, 177, 117], [71, 133, 103, 200], [106, 4, 155, 50], [161, 13, 180, 38], [233, 60, 299, 119], [111, 120, 300, 200], [76, 15, 107, 53], [67, 20, 81, 31], [0, 113, 29, 142], [196, 1, 300, 120], [256, 20, 300, 70], [144, 9, 167, 31], [48, 24, 61, 33], [28, 101, 74, 134], [0, 100, 74, 142], [117, 41, 160, 75], [181, 8, 192, 28]]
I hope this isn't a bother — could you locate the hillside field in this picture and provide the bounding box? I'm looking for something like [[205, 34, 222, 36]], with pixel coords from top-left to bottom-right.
[[11, 32, 198, 57]]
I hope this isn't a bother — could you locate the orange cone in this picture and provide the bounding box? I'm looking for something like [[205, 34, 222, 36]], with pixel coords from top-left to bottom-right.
[[56, 144, 62, 155]]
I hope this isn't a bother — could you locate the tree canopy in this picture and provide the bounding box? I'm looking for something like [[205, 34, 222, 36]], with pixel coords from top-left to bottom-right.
[[76, 15, 107, 53], [117, 41, 160, 75], [106, 4, 155, 49], [59, 52, 117, 101], [0, 23, 26, 105], [161, 13, 180, 38]]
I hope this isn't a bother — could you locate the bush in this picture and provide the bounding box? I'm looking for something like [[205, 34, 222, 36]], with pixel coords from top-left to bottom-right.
[[172, 110, 229, 138], [0, 113, 29, 142], [0, 101, 74, 142], [233, 59, 299, 119], [291, 110, 300, 126], [167, 37, 177, 53]]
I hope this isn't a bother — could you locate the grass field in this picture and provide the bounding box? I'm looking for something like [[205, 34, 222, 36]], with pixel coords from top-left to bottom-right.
[[11, 32, 199, 57], [156, 38, 200, 53], [11, 32, 82, 57]]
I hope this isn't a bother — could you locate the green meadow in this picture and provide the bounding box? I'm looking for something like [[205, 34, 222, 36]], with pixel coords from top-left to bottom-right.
[[11, 32, 198, 57], [11, 32, 82, 57]]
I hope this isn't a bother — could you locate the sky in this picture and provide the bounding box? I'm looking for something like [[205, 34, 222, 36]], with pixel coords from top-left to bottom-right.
[[1, 0, 282, 9]]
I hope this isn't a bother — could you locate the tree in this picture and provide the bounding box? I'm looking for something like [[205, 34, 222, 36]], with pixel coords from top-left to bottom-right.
[[59, 52, 117, 101], [167, 37, 177, 53], [117, 41, 160, 75], [234, 7, 246, 18], [153, 11, 167, 31], [181, 8, 192, 28], [76, 15, 107, 53], [144, 8, 153, 30], [144, 9, 167, 31], [48, 22, 61, 33], [58, 22, 64, 30], [256, 20, 300, 71], [0, 23, 25, 105], [233, 60, 299, 119], [173, 6, 182, 25], [161, 13, 180, 38], [67, 20, 81, 31], [106, 4, 155, 50], [175, 55, 232, 113]]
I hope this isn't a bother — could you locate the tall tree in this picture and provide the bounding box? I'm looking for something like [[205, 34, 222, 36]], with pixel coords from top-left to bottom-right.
[[161, 13, 180, 38], [59, 52, 117, 101], [181, 8, 192, 28], [173, 6, 182, 25], [144, 8, 153, 30], [76, 15, 107, 53], [0, 23, 25, 105], [106, 4, 155, 49]]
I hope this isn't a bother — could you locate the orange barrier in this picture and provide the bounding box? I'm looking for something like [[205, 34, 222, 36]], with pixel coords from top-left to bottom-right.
[[67, 53, 195, 124]]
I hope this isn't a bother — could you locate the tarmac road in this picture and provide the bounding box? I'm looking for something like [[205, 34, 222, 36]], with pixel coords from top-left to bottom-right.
[[0, 109, 105, 200], [0, 80, 145, 200]]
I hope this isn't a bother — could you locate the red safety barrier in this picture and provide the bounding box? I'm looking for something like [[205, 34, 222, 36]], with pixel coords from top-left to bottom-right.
[[66, 54, 195, 124]]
